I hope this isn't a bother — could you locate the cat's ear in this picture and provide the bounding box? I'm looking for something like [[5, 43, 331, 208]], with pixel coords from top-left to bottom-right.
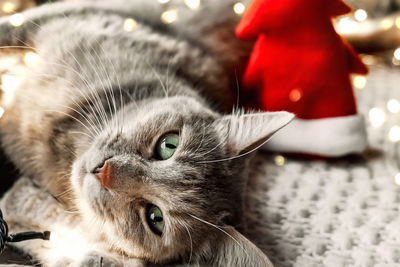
[[210, 226, 273, 267], [214, 111, 294, 154]]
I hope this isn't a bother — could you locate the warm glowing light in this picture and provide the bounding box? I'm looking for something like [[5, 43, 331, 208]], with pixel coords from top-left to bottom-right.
[[353, 75, 367, 89], [394, 48, 400, 60], [158, 0, 170, 3], [389, 126, 400, 142], [123, 18, 137, 32], [184, 0, 200, 10], [336, 17, 358, 34], [354, 9, 367, 22], [381, 18, 394, 30], [2, 2, 16, 13], [393, 57, 400, 66], [9, 13, 24, 27], [24, 52, 39, 68], [289, 89, 302, 102], [233, 2, 245, 15], [361, 55, 377, 66], [369, 108, 386, 127], [0, 106, 4, 119], [274, 155, 285, 166], [387, 99, 400, 113], [396, 17, 400, 29], [161, 10, 177, 24], [395, 173, 400, 186], [1, 74, 18, 93]]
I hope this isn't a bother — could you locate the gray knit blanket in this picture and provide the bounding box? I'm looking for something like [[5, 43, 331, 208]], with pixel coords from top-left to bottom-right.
[[1, 64, 399, 266], [245, 65, 400, 267]]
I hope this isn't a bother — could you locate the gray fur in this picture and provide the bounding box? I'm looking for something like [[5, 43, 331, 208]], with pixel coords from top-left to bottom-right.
[[0, 0, 292, 265]]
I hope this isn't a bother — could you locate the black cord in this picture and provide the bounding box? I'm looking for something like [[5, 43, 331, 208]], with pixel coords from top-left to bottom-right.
[[0, 209, 50, 254]]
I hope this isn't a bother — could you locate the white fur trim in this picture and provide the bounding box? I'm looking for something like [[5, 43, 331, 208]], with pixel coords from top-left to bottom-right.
[[263, 115, 367, 157]]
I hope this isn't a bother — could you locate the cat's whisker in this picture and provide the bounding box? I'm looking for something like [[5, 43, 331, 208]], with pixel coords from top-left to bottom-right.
[[0, 45, 32, 50], [192, 122, 207, 155], [187, 213, 250, 259], [196, 130, 229, 158], [93, 39, 124, 134], [52, 10, 112, 133], [166, 60, 171, 99], [69, 131, 93, 139], [75, 40, 112, 132], [53, 188, 74, 199], [234, 68, 241, 110], [197, 137, 268, 164], [82, 40, 117, 131], [3, 89, 99, 140], [57, 10, 117, 134], [144, 59, 168, 98], [42, 109, 98, 140], [182, 224, 193, 266], [7, 37, 106, 137], [27, 71, 103, 136]]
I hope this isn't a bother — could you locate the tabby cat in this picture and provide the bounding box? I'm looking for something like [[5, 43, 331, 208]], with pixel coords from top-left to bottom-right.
[[0, 0, 292, 265]]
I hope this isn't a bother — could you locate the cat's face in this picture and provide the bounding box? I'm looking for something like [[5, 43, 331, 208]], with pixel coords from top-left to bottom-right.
[[71, 95, 293, 263]]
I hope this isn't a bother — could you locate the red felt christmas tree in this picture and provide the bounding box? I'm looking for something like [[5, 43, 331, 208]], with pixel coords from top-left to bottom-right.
[[236, 0, 369, 157]]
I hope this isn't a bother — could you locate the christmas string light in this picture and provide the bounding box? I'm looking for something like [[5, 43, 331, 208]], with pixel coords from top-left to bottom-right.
[[233, 2, 245, 15], [184, 0, 200, 10], [161, 9, 177, 24], [360, 54, 377, 66], [389, 125, 400, 142], [289, 88, 302, 102], [2, 1, 16, 14], [23, 51, 39, 68], [394, 48, 400, 60], [354, 9, 367, 22], [9, 13, 24, 27], [335, 17, 359, 34], [0, 209, 50, 254], [387, 99, 400, 113], [380, 18, 394, 30], [352, 75, 367, 89], [369, 108, 386, 127], [274, 155, 285, 166], [396, 17, 400, 29], [395, 173, 400, 186], [123, 18, 137, 32]]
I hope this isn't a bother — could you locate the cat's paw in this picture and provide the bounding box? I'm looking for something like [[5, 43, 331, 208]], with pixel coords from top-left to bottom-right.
[[51, 253, 122, 267], [74, 253, 121, 267]]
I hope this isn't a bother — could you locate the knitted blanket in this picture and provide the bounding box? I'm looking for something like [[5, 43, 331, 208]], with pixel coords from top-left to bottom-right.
[[245, 64, 400, 267], [1, 64, 399, 266]]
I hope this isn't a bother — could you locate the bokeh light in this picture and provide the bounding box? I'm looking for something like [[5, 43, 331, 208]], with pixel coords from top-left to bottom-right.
[[123, 18, 137, 32], [389, 126, 400, 142], [387, 99, 400, 113], [161, 9, 178, 24], [233, 2, 245, 15], [369, 108, 386, 127], [9, 13, 24, 27], [354, 9, 367, 22]]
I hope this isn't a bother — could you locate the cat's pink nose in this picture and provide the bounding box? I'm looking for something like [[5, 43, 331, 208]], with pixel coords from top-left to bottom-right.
[[94, 160, 112, 188]]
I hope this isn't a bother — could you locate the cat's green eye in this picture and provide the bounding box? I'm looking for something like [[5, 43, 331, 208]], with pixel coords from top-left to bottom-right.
[[155, 133, 179, 160], [146, 204, 164, 235]]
